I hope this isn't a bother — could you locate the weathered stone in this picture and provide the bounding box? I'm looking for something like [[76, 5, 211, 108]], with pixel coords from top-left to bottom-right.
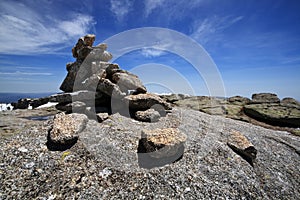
[[281, 97, 300, 108], [55, 101, 86, 113], [227, 130, 257, 166], [50, 90, 96, 104], [97, 79, 126, 99], [251, 93, 280, 104], [124, 93, 172, 111], [91, 61, 110, 75], [82, 74, 102, 91], [60, 61, 90, 92], [112, 72, 147, 94], [12, 98, 32, 109], [140, 128, 186, 159], [135, 109, 160, 122], [48, 113, 88, 147], [97, 113, 109, 122], [244, 104, 300, 127], [105, 63, 120, 78], [159, 94, 189, 103], [87, 47, 113, 62], [228, 96, 251, 105], [72, 34, 95, 60]]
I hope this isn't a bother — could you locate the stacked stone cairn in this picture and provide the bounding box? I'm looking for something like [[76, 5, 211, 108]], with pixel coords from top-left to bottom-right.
[[56, 34, 172, 122]]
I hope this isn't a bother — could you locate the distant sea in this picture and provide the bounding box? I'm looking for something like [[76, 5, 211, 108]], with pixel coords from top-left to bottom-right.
[[0, 93, 57, 103]]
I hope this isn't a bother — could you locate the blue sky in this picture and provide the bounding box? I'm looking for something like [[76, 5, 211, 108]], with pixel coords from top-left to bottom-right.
[[0, 0, 299, 100]]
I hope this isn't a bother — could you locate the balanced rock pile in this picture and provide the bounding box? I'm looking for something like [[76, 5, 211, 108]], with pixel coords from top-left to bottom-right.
[[56, 34, 171, 122]]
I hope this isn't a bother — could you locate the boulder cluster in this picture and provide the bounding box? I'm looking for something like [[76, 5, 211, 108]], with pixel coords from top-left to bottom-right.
[[57, 34, 171, 122]]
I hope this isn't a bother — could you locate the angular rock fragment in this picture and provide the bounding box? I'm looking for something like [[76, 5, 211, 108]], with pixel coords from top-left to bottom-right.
[[141, 128, 186, 158], [112, 72, 147, 94], [97, 79, 126, 98], [125, 93, 172, 111], [135, 109, 160, 122], [227, 130, 257, 167], [96, 113, 109, 122], [47, 113, 88, 150], [55, 101, 86, 113]]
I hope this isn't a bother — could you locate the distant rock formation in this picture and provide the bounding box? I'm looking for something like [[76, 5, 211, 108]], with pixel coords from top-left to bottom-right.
[[161, 92, 300, 134]]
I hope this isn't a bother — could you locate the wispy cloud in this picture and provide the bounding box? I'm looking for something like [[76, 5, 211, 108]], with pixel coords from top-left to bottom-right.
[[0, 71, 53, 76], [110, 0, 132, 22], [140, 48, 166, 58], [191, 15, 244, 45], [0, 1, 95, 55], [144, 0, 166, 17]]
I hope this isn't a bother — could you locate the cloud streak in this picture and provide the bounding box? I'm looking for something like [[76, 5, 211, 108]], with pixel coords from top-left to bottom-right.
[[0, 1, 95, 55], [0, 71, 53, 76], [191, 15, 244, 45], [110, 0, 132, 22]]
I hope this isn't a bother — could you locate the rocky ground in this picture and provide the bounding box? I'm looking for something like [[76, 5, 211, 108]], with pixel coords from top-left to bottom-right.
[[0, 105, 299, 199]]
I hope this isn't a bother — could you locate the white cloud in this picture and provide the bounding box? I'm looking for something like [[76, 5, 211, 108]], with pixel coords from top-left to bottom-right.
[[110, 0, 132, 21], [0, 71, 53, 76], [140, 48, 166, 58], [144, 0, 166, 17], [191, 15, 244, 45], [0, 1, 95, 55]]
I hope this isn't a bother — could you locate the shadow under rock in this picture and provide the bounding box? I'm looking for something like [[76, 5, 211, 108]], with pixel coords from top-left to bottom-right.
[[46, 132, 77, 151], [137, 139, 184, 169]]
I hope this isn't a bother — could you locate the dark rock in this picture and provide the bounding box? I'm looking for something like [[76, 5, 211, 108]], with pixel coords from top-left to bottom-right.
[[159, 94, 189, 103], [124, 93, 172, 111], [60, 61, 90, 92], [96, 79, 126, 99], [244, 104, 300, 127], [50, 90, 97, 104], [281, 97, 300, 108], [228, 96, 251, 105], [227, 130, 257, 166], [55, 101, 86, 113], [12, 98, 32, 109], [47, 113, 88, 149], [105, 63, 120, 78], [135, 109, 160, 122], [251, 93, 280, 104]]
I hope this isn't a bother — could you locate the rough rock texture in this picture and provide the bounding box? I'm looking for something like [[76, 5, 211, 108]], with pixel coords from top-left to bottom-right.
[[112, 72, 147, 94], [244, 103, 300, 127], [161, 93, 300, 134], [228, 96, 251, 105], [227, 130, 257, 166], [48, 113, 88, 148], [135, 108, 160, 122], [1, 108, 300, 199], [251, 93, 280, 104], [125, 93, 172, 111], [140, 128, 186, 158]]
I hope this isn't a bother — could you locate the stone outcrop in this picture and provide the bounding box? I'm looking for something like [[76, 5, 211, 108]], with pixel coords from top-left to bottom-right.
[[161, 93, 300, 133], [251, 93, 280, 104]]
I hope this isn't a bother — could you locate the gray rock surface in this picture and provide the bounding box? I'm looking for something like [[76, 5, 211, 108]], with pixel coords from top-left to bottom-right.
[[1, 108, 299, 199], [135, 108, 160, 122]]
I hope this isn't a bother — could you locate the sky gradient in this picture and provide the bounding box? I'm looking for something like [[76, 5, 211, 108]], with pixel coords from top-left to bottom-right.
[[0, 0, 299, 100]]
